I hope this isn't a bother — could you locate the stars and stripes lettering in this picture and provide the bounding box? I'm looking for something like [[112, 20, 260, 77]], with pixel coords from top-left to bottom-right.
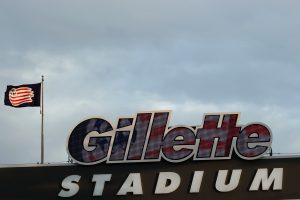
[[67, 111, 272, 165]]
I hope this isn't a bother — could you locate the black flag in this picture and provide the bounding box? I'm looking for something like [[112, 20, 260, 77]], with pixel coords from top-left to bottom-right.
[[4, 83, 41, 108]]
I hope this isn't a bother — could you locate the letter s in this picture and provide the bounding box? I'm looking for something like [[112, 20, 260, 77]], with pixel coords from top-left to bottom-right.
[[58, 175, 81, 197]]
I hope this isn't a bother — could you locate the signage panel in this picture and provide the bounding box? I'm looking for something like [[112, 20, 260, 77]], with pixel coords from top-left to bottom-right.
[[67, 111, 272, 165], [2, 110, 294, 199], [0, 157, 300, 200]]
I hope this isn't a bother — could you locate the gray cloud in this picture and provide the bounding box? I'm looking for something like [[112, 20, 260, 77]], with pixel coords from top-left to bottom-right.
[[0, 0, 300, 164]]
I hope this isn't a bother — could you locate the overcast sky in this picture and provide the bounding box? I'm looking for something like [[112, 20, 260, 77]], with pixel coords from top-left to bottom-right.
[[0, 0, 300, 164]]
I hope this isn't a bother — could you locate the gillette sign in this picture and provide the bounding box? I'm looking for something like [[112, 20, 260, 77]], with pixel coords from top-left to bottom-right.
[[67, 111, 272, 165]]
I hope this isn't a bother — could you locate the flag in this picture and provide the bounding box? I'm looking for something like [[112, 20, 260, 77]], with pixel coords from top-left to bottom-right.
[[4, 83, 41, 108]]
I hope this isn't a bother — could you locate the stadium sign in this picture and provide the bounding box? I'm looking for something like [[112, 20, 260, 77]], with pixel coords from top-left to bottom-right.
[[55, 111, 281, 199], [67, 111, 272, 165], [4, 111, 300, 200], [2, 157, 300, 199]]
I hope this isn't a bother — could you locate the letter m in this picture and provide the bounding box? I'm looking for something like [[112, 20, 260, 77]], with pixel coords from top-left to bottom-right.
[[249, 168, 283, 191]]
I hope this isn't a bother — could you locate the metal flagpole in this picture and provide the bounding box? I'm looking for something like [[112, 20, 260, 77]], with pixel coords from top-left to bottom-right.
[[41, 75, 44, 164]]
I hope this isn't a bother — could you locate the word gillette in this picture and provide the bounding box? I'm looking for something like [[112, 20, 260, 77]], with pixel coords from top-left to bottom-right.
[[67, 111, 272, 165]]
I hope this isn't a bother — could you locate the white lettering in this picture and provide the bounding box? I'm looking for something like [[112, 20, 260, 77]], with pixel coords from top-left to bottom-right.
[[190, 171, 204, 193], [58, 175, 81, 197], [92, 174, 112, 196], [249, 168, 283, 191], [155, 172, 181, 194], [117, 173, 143, 195], [215, 169, 242, 192]]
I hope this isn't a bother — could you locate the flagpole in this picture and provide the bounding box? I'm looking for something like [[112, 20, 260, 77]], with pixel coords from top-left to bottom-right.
[[41, 75, 44, 164]]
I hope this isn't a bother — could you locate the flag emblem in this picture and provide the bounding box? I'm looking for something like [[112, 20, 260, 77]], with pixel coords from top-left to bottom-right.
[[9, 87, 35, 106], [4, 83, 41, 108]]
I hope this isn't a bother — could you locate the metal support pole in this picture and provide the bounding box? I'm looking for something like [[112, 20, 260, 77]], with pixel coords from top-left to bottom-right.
[[41, 75, 44, 164]]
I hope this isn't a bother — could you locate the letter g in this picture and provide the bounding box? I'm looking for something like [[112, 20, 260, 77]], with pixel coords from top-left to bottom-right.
[[67, 118, 113, 165]]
